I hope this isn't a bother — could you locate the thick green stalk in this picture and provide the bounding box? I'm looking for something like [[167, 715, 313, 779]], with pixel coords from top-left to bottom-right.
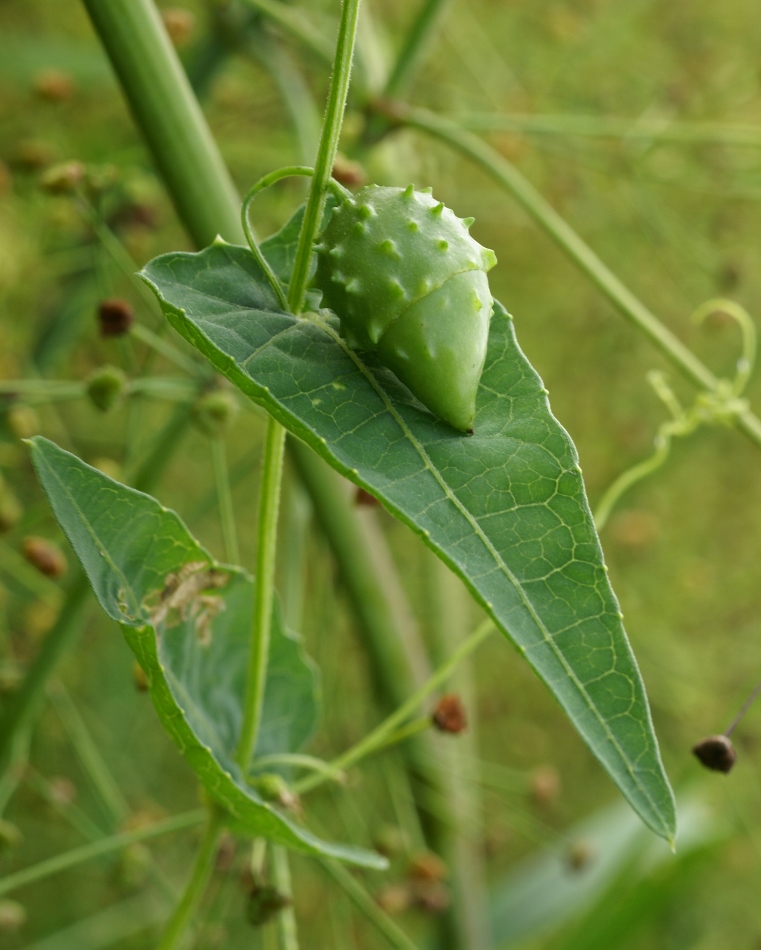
[[390, 104, 761, 451], [0, 809, 204, 898], [82, 0, 241, 246], [236, 417, 286, 767], [155, 806, 223, 950], [287, 0, 363, 315]]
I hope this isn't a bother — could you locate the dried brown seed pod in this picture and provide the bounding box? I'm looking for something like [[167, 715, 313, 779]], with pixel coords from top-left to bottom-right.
[[432, 694, 467, 734], [98, 298, 135, 337], [21, 537, 67, 579], [530, 764, 561, 806], [354, 487, 381, 507], [567, 839, 595, 872], [33, 69, 75, 101], [375, 883, 412, 915], [408, 850, 447, 883], [161, 8, 196, 46], [692, 734, 736, 773], [40, 161, 85, 195]]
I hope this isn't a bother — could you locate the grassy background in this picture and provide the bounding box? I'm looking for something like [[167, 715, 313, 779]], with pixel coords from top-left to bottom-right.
[[1, 0, 761, 947]]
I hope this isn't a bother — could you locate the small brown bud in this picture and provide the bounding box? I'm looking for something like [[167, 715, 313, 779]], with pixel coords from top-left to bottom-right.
[[567, 839, 595, 872], [411, 880, 450, 914], [408, 850, 447, 883], [432, 694, 467, 734], [40, 161, 85, 195], [332, 155, 367, 189], [693, 734, 736, 773], [161, 8, 196, 46], [133, 661, 149, 692], [14, 140, 55, 171], [530, 764, 560, 806], [375, 884, 411, 915], [355, 487, 380, 507], [0, 899, 26, 931], [33, 69, 75, 101], [21, 537, 67, 579], [215, 831, 237, 872], [98, 298, 135, 337], [609, 509, 659, 549], [246, 884, 291, 927]]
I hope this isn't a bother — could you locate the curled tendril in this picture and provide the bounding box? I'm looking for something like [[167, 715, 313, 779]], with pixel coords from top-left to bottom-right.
[[595, 298, 757, 531], [239, 165, 352, 312]]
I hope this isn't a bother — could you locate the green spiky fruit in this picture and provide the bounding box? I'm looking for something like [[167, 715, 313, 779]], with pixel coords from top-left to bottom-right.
[[313, 184, 497, 432]]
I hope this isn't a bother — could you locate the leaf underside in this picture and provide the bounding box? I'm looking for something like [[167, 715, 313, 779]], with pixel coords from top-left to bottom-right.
[[140, 237, 676, 842], [28, 436, 384, 869]]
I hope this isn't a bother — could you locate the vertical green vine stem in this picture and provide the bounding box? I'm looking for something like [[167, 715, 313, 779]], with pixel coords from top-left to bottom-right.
[[236, 414, 287, 768], [288, 0, 363, 317], [237, 0, 363, 769]]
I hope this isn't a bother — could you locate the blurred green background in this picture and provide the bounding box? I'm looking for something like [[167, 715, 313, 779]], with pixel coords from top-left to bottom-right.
[[1, 0, 761, 947]]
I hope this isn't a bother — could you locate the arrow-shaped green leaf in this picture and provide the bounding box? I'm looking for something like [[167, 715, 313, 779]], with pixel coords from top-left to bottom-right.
[[28, 436, 384, 869], [140, 240, 676, 842]]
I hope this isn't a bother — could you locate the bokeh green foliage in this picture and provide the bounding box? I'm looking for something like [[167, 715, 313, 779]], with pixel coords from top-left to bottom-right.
[[1, 0, 761, 947]]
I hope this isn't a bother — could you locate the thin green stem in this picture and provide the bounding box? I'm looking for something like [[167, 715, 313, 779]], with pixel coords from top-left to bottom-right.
[[0, 809, 205, 898], [211, 437, 240, 564], [452, 111, 761, 149], [295, 619, 494, 794], [250, 753, 345, 783], [49, 683, 130, 825], [154, 805, 223, 950], [241, 166, 315, 311], [272, 846, 299, 950], [236, 416, 287, 768], [242, 0, 333, 62], [389, 103, 761, 452], [288, 0, 363, 314], [384, 0, 453, 98], [82, 0, 242, 246], [319, 859, 420, 950], [0, 727, 31, 817], [130, 323, 201, 376]]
